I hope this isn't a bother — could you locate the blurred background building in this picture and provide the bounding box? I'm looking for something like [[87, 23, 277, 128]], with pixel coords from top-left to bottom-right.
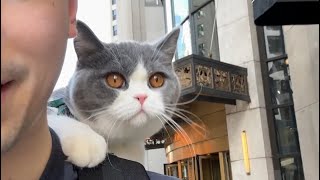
[[57, 0, 319, 179]]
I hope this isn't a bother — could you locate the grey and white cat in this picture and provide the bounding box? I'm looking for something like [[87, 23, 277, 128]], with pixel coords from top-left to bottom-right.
[[48, 21, 181, 167]]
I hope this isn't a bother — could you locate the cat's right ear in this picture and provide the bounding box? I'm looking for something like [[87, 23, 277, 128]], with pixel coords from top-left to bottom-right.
[[74, 20, 104, 60]]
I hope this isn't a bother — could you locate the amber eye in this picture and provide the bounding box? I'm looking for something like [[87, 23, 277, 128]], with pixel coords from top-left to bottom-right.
[[106, 73, 125, 88], [149, 73, 165, 88]]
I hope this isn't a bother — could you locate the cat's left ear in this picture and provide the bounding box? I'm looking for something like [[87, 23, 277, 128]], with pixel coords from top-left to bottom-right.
[[74, 20, 104, 60], [153, 27, 180, 60]]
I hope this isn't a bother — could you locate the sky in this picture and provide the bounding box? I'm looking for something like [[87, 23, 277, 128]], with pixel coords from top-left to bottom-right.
[[54, 1, 109, 90]]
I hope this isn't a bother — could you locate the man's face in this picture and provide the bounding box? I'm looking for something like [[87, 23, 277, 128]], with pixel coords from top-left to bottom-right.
[[1, 0, 77, 153]]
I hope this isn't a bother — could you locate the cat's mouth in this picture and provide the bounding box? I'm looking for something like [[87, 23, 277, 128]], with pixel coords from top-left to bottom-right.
[[127, 109, 149, 127], [132, 110, 145, 118]]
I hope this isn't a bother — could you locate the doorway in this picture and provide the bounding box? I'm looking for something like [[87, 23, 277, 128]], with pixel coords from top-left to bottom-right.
[[164, 152, 232, 180]]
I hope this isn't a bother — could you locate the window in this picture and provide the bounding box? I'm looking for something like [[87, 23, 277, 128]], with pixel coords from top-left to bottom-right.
[[167, 0, 220, 60], [172, 0, 189, 26], [112, 25, 117, 36], [197, 10, 204, 19], [264, 26, 285, 59], [193, 1, 220, 60], [197, 24, 204, 37], [267, 59, 293, 105], [258, 26, 305, 180], [112, 9, 117, 21], [198, 43, 205, 56]]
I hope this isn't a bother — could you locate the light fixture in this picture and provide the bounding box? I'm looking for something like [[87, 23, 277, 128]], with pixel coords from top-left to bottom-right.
[[241, 130, 250, 175]]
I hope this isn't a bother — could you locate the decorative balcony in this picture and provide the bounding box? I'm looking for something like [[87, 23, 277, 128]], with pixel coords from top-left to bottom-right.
[[145, 0, 251, 150], [174, 54, 250, 105]]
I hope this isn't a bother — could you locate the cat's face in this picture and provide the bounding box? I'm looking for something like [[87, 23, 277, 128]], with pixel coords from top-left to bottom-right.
[[66, 21, 181, 141]]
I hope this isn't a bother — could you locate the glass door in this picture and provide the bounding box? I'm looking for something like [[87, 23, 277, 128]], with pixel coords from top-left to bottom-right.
[[164, 163, 179, 178], [181, 158, 196, 180], [197, 154, 221, 180]]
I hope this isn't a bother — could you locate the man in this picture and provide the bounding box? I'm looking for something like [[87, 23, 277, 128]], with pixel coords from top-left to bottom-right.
[[1, 0, 178, 179], [2, 0, 78, 179]]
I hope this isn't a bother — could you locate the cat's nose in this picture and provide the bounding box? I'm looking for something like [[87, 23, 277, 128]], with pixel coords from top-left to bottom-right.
[[135, 94, 148, 105]]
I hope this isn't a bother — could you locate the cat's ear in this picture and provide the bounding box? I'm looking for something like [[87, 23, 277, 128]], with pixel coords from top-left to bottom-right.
[[74, 20, 104, 59], [154, 27, 180, 60]]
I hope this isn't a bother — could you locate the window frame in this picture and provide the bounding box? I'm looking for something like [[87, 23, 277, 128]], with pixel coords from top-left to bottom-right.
[[257, 26, 305, 179], [112, 25, 118, 36]]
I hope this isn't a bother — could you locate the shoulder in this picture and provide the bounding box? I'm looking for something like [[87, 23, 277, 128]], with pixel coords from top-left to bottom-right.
[[147, 171, 179, 180]]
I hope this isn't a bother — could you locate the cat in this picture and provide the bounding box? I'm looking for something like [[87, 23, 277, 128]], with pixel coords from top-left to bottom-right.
[[48, 20, 181, 167]]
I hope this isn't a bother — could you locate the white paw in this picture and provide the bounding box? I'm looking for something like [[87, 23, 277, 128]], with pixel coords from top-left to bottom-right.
[[60, 123, 107, 168]]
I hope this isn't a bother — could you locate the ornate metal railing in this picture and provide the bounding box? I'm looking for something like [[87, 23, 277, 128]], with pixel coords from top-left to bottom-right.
[[174, 54, 250, 104]]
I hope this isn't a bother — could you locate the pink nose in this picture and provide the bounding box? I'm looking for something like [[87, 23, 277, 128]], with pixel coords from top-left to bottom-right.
[[135, 94, 148, 105]]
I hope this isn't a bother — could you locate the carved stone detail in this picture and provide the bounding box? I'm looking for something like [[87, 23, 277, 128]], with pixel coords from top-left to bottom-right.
[[214, 69, 230, 91], [195, 65, 213, 88], [231, 74, 247, 94], [175, 64, 192, 89]]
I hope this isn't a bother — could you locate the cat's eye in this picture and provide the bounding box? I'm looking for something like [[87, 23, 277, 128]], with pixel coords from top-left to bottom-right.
[[106, 73, 125, 89], [149, 73, 165, 88]]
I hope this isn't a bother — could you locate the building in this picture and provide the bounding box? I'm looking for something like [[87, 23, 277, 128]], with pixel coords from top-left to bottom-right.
[[144, 0, 318, 180], [108, 0, 166, 42], [60, 0, 318, 179]]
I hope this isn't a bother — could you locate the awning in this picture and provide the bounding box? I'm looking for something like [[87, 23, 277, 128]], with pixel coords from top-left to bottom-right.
[[253, 0, 319, 25]]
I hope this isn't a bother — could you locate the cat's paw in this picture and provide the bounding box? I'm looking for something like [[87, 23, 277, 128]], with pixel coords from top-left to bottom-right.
[[60, 123, 107, 168]]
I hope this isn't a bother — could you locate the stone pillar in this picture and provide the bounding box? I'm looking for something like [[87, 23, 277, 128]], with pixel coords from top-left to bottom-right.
[[216, 0, 275, 179], [283, 24, 319, 180]]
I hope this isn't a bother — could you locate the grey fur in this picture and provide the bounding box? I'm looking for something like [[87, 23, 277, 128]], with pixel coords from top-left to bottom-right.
[[53, 20, 181, 135]]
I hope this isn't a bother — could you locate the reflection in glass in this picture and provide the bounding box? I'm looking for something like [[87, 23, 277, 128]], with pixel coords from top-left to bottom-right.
[[176, 19, 193, 60], [197, 24, 205, 37], [192, 0, 209, 9], [199, 43, 205, 56], [280, 157, 305, 180], [193, 1, 220, 60], [165, 164, 179, 178], [172, 0, 189, 26], [268, 59, 293, 105], [181, 158, 194, 180], [273, 107, 300, 154], [199, 155, 221, 180], [197, 10, 204, 19], [112, 9, 117, 20], [264, 26, 285, 58], [112, 25, 117, 36], [181, 161, 189, 180]]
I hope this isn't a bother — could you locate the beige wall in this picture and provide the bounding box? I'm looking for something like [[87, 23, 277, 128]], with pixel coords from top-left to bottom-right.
[[165, 102, 229, 163], [216, 0, 275, 179], [283, 24, 319, 180]]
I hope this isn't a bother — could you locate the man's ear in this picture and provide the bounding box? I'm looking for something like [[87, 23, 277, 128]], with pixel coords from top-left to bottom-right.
[[68, 0, 78, 38]]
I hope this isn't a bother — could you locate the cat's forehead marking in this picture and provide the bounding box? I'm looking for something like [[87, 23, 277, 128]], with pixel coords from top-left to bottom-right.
[[130, 63, 148, 82]]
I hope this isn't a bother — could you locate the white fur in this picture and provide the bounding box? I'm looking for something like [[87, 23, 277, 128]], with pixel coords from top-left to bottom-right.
[[47, 108, 107, 168], [77, 63, 165, 164], [50, 63, 168, 166]]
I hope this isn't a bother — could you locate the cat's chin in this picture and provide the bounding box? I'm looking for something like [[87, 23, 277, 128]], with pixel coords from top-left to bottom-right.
[[129, 111, 148, 127]]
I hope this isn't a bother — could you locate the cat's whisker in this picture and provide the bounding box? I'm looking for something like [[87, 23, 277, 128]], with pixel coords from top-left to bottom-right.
[[165, 86, 203, 107], [165, 107, 207, 133], [164, 108, 207, 138], [104, 117, 122, 171], [147, 104, 206, 141], [74, 105, 110, 113], [160, 114, 196, 157], [155, 115, 173, 143], [81, 109, 108, 122]]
